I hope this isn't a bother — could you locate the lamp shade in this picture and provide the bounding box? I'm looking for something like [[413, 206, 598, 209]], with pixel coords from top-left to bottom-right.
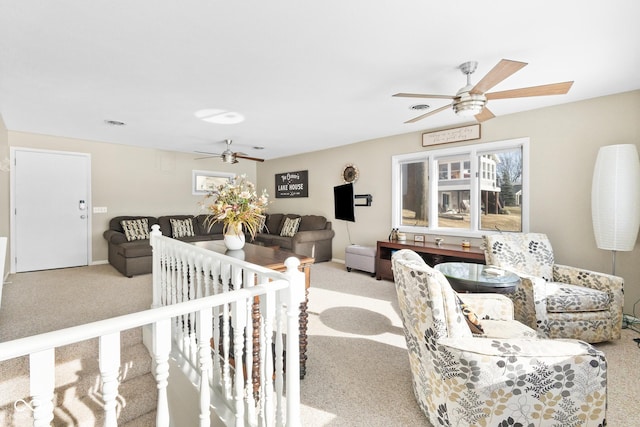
[[591, 144, 640, 251]]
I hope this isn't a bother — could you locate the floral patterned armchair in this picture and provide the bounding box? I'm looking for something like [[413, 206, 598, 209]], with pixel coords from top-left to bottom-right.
[[391, 249, 607, 427], [483, 232, 623, 343]]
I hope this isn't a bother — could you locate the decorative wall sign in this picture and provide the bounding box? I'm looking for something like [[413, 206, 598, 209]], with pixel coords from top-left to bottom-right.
[[423, 124, 481, 147], [275, 170, 308, 198]]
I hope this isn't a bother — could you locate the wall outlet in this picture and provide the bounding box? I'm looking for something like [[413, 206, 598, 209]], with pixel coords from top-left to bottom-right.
[[93, 206, 108, 214]]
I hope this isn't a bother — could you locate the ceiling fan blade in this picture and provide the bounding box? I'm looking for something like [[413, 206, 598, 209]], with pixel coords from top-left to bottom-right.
[[470, 59, 527, 95], [393, 93, 455, 100], [404, 104, 452, 124], [475, 107, 495, 122], [194, 150, 222, 160], [485, 81, 574, 100], [235, 154, 265, 162]]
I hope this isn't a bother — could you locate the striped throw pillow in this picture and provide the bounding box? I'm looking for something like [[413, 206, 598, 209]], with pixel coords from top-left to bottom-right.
[[170, 218, 195, 238], [121, 218, 150, 241], [279, 217, 301, 237]]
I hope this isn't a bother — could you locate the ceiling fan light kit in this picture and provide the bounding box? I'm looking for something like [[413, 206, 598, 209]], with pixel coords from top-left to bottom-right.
[[195, 139, 265, 163], [453, 91, 486, 116], [394, 58, 573, 124]]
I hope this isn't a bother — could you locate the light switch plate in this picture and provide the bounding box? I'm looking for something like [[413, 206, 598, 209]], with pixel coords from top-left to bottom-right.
[[93, 206, 108, 213]]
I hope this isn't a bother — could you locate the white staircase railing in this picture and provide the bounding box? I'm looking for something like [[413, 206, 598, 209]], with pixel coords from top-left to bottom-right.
[[0, 228, 304, 427], [150, 225, 304, 427]]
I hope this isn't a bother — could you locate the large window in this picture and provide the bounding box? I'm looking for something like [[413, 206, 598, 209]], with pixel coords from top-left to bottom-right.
[[392, 137, 529, 237]]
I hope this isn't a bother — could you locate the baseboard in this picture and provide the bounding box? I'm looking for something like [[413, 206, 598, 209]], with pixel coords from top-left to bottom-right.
[[331, 258, 345, 264], [90, 260, 109, 266]]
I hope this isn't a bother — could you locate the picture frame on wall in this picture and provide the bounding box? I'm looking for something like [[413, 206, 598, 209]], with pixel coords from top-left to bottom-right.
[[192, 170, 235, 195]]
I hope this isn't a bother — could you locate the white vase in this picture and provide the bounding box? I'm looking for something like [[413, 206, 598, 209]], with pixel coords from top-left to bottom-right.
[[223, 224, 245, 250]]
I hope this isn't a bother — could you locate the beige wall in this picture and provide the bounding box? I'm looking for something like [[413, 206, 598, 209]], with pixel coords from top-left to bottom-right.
[[5, 132, 257, 265], [257, 90, 640, 314], [3, 90, 639, 313]]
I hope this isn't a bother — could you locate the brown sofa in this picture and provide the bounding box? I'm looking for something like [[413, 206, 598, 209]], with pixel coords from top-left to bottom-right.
[[103, 215, 225, 277], [104, 212, 335, 277], [252, 213, 335, 262]]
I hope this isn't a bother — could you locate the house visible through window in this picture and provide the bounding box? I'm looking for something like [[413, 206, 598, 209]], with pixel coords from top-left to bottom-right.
[[392, 137, 529, 237]]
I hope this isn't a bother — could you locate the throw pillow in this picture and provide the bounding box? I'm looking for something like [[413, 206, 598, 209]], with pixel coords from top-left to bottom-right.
[[280, 217, 301, 237], [455, 294, 485, 335], [170, 218, 195, 238], [121, 218, 150, 241]]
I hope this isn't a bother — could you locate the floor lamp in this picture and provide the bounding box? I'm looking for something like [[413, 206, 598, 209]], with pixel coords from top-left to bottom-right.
[[591, 144, 640, 275]]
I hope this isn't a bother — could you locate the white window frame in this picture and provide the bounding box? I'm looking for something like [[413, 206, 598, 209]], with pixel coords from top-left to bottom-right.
[[392, 137, 530, 238]]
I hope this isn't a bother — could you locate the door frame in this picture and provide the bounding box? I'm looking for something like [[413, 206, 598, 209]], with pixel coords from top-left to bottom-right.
[[9, 147, 92, 274]]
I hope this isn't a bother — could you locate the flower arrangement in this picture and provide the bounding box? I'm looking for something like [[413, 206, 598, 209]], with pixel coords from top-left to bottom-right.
[[202, 174, 269, 239]]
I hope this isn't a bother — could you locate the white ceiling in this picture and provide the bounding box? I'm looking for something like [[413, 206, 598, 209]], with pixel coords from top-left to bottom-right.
[[1, 1, 639, 161]]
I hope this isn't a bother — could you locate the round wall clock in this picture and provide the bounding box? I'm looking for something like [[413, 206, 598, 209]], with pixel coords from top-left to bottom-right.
[[342, 164, 359, 183]]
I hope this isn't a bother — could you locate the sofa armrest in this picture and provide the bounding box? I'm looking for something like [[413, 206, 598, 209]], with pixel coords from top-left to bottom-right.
[[103, 229, 128, 245], [291, 229, 335, 244]]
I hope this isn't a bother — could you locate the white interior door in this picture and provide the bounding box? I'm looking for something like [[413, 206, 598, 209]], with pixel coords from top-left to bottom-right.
[[12, 148, 91, 272]]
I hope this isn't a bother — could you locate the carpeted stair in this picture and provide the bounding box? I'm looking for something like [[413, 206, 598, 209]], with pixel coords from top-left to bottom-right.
[[0, 327, 157, 426]]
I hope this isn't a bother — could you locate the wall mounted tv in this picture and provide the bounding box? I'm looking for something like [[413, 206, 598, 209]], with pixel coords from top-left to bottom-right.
[[334, 183, 355, 222]]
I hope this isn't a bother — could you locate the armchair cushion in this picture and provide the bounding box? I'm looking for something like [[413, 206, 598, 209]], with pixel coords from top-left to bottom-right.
[[545, 282, 610, 312], [487, 232, 554, 280]]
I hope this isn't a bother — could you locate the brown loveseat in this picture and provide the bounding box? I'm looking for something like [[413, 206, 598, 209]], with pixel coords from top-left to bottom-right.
[[252, 213, 335, 262], [103, 215, 225, 277]]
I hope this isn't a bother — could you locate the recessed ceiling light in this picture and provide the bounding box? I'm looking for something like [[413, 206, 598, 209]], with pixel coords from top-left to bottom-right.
[[195, 109, 245, 124], [253, 146, 264, 150], [409, 104, 430, 111], [104, 119, 126, 126]]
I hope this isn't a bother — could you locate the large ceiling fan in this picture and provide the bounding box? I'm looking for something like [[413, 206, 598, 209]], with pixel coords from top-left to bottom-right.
[[393, 59, 574, 124], [195, 139, 264, 163]]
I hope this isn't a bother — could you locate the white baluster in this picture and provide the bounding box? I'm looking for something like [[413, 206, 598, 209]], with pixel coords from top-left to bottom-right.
[[197, 307, 213, 427], [261, 289, 276, 425], [150, 224, 162, 308], [232, 299, 247, 427], [154, 318, 171, 427], [283, 258, 304, 427], [99, 332, 121, 427], [29, 349, 54, 427], [274, 304, 285, 426]]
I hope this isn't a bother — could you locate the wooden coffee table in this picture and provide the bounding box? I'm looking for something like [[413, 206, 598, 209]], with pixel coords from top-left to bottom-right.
[[193, 241, 314, 381]]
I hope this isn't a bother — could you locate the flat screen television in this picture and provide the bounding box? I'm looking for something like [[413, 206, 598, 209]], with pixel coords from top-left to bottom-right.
[[334, 183, 355, 222]]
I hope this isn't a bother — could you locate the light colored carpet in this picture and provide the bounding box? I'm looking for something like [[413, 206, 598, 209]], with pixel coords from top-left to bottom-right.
[[1, 262, 638, 426]]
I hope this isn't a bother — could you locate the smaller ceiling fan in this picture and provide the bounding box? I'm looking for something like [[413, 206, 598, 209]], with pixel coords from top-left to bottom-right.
[[393, 59, 574, 124], [195, 139, 264, 163]]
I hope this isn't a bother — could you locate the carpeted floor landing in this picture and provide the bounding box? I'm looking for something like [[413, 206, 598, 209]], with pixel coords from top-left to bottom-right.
[[1, 261, 638, 426]]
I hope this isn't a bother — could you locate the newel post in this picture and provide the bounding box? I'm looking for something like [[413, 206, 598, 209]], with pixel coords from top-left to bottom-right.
[[282, 257, 304, 427], [150, 224, 162, 309]]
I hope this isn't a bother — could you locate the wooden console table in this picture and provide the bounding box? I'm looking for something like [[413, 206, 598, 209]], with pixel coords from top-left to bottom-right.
[[375, 240, 485, 281]]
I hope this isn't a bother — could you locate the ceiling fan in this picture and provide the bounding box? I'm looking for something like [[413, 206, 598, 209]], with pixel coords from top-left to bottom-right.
[[393, 59, 574, 124], [195, 139, 264, 163]]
